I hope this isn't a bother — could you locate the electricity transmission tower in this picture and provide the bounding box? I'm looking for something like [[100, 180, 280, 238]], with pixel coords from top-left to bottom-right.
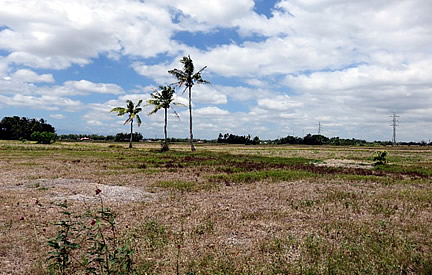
[[317, 122, 321, 135], [390, 113, 399, 145]]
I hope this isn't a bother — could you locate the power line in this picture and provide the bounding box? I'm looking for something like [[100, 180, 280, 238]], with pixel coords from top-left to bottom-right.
[[390, 113, 399, 145]]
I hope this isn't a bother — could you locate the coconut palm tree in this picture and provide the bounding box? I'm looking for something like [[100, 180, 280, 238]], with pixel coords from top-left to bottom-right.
[[147, 85, 184, 151], [168, 55, 210, 151], [111, 99, 143, 148]]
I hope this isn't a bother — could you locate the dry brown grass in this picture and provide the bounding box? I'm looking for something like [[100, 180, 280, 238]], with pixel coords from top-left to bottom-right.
[[1, 141, 432, 274]]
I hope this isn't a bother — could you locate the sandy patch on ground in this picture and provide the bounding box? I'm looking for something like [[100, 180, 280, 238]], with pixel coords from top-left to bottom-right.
[[315, 159, 374, 169], [1, 178, 160, 202]]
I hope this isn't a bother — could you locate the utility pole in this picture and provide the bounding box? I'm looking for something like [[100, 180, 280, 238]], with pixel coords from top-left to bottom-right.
[[317, 122, 321, 135], [390, 113, 399, 145]]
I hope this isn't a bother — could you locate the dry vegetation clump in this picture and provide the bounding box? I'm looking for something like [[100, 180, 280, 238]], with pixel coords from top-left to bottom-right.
[[1, 142, 432, 274]]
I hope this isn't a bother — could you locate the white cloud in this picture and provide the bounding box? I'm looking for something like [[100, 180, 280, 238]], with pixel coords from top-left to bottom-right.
[[194, 106, 229, 116], [50, 114, 65, 119], [0, 0, 179, 69], [257, 95, 303, 111], [131, 62, 175, 84], [170, 0, 255, 28], [12, 69, 54, 83], [64, 80, 124, 95], [0, 94, 82, 111], [284, 61, 432, 92], [192, 86, 227, 105]]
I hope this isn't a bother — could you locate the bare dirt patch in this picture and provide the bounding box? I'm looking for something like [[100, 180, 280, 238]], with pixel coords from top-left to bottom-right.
[[315, 158, 374, 169], [1, 178, 160, 203]]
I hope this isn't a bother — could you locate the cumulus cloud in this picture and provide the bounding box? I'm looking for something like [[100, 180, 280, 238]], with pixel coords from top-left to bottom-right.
[[0, 0, 179, 69], [12, 69, 54, 83], [64, 80, 124, 95], [0, 94, 81, 111], [194, 106, 229, 116], [257, 95, 303, 111]]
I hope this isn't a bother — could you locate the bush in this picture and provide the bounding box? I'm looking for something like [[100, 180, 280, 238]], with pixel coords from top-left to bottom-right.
[[373, 151, 388, 165], [30, 131, 56, 144]]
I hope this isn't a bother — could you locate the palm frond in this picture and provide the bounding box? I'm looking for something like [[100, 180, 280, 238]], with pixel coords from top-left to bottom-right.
[[136, 115, 142, 126], [124, 117, 131, 125], [148, 105, 162, 115], [173, 102, 186, 107], [111, 107, 127, 115], [172, 109, 181, 120]]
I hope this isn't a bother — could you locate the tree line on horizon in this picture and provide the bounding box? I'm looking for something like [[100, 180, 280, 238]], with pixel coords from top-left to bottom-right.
[[0, 116, 56, 143], [1, 115, 431, 146]]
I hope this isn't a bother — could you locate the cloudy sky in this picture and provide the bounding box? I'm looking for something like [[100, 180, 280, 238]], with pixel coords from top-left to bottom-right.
[[1, 0, 431, 141]]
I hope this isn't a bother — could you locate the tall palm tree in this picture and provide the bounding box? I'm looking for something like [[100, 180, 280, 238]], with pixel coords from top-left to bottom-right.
[[168, 55, 210, 151], [111, 99, 143, 148], [147, 85, 184, 151]]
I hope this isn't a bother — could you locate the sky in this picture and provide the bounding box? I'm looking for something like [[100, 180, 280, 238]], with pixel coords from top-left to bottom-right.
[[0, 0, 431, 141]]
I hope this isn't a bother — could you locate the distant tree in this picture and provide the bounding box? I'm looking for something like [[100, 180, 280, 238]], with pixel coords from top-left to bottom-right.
[[252, 136, 260, 145], [276, 135, 303, 145], [303, 134, 329, 145], [30, 131, 56, 144], [168, 55, 210, 151], [217, 133, 260, 145], [147, 85, 184, 151], [111, 100, 143, 148], [0, 116, 55, 140], [114, 132, 143, 142]]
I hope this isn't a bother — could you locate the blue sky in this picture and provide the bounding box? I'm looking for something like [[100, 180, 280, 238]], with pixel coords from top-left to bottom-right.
[[0, 0, 431, 141]]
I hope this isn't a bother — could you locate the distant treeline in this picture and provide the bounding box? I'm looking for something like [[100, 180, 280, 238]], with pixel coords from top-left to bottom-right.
[[2, 116, 431, 146], [217, 133, 260, 145], [58, 133, 143, 142], [218, 133, 432, 146], [0, 116, 55, 140], [275, 134, 367, 146]]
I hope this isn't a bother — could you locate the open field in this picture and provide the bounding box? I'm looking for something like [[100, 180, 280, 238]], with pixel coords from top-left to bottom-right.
[[1, 141, 432, 274]]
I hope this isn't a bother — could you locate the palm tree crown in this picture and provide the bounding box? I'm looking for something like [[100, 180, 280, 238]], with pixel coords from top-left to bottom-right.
[[168, 55, 210, 90], [147, 86, 176, 115], [111, 99, 143, 148]]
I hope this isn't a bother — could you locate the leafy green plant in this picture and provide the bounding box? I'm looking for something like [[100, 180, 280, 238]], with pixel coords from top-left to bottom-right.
[[46, 201, 81, 274], [373, 150, 388, 165], [30, 131, 56, 144], [46, 189, 136, 274]]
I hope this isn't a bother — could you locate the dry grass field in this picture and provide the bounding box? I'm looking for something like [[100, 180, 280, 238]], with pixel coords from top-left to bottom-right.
[[1, 141, 432, 274]]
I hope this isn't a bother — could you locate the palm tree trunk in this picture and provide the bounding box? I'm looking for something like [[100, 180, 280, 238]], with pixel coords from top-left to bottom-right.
[[129, 120, 133, 149], [188, 86, 195, 151], [164, 108, 168, 146]]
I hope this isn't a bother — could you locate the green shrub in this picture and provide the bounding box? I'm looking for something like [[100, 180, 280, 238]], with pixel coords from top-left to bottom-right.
[[30, 131, 56, 144], [373, 150, 388, 165]]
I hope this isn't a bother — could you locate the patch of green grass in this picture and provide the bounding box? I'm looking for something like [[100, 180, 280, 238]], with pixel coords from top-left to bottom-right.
[[375, 164, 432, 177], [133, 220, 169, 251], [209, 169, 317, 184]]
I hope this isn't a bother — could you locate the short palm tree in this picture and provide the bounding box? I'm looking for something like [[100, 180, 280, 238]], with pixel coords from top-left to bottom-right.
[[168, 55, 210, 151], [147, 85, 184, 151], [111, 100, 143, 148]]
